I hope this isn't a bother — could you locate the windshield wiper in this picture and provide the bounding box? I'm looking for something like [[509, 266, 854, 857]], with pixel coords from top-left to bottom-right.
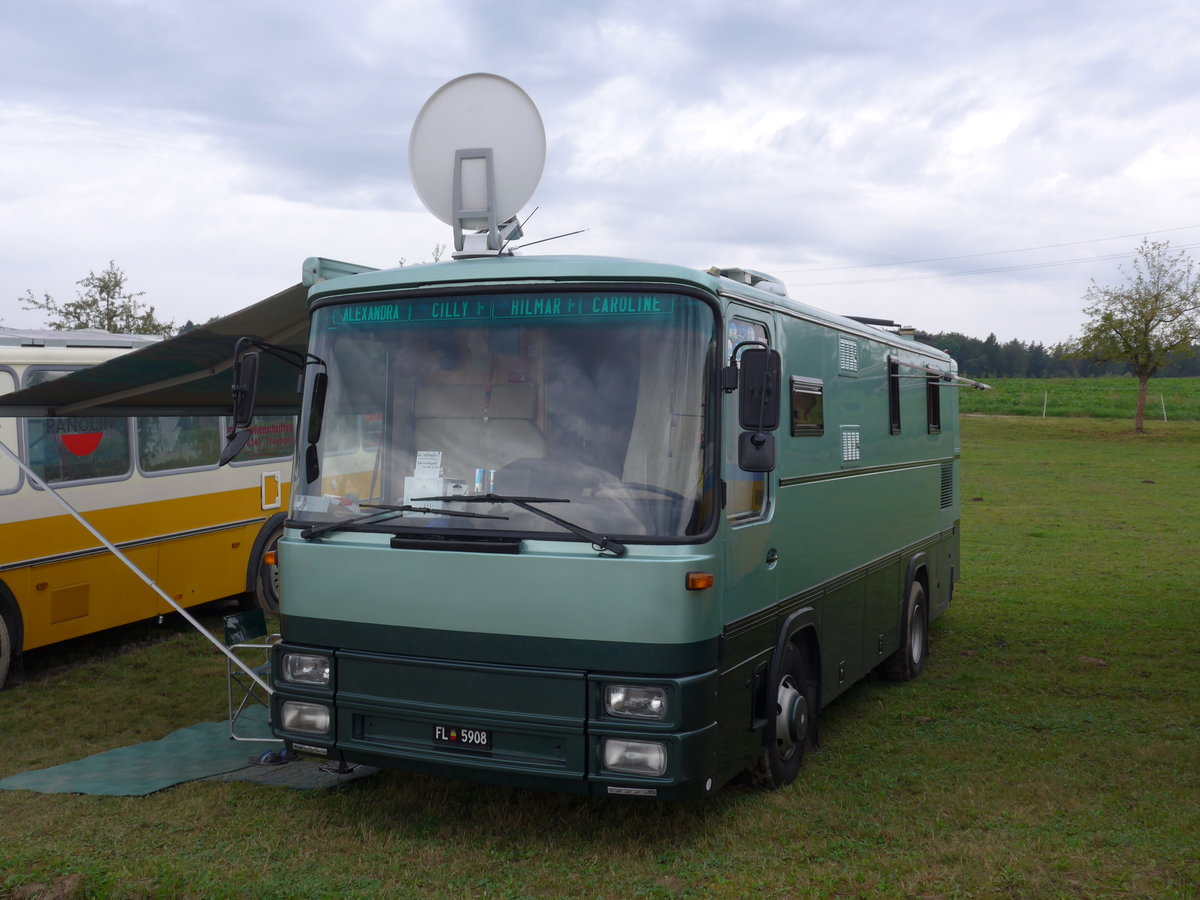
[[414, 493, 628, 557], [300, 503, 508, 542]]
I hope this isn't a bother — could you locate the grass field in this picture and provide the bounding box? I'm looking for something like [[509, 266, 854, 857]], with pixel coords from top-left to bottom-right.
[[958, 375, 1200, 421], [2, 417, 1198, 898]]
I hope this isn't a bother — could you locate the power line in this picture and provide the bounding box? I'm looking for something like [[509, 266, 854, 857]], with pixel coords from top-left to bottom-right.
[[777, 225, 1200, 277], [787, 241, 1200, 288]]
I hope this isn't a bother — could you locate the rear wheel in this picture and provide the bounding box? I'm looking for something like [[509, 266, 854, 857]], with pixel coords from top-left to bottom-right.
[[0, 606, 15, 690], [883, 579, 928, 681], [752, 643, 813, 788], [253, 524, 284, 612]]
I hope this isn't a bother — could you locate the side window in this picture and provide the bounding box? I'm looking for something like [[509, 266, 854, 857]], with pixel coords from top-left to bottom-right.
[[137, 416, 222, 473], [926, 376, 942, 434], [887, 358, 901, 435], [0, 368, 20, 493], [790, 377, 824, 436], [725, 317, 769, 521], [24, 369, 131, 484], [232, 415, 296, 463]]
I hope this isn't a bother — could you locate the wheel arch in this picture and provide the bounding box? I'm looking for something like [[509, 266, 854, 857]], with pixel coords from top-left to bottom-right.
[[904, 552, 930, 612], [244, 512, 287, 594], [758, 607, 822, 728]]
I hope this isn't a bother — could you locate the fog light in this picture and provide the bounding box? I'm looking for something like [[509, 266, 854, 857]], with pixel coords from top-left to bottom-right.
[[281, 701, 331, 735], [604, 685, 668, 720], [282, 652, 331, 686], [602, 738, 667, 776]]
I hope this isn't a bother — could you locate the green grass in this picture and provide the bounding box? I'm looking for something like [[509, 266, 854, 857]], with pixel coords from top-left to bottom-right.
[[959, 376, 1200, 420], [2, 417, 1199, 899]]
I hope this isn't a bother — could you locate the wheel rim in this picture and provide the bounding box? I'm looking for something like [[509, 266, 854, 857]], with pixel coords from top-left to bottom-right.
[[774, 675, 808, 760], [910, 602, 926, 665]]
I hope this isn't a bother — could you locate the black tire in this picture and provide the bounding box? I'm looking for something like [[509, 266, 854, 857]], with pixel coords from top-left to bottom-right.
[[252, 523, 284, 612], [883, 579, 928, 682], [0, 605, 15, 690], [751, 643, 813, 789]]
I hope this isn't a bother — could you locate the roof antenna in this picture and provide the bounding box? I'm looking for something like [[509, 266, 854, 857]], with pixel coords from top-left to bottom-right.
[[511, 228, 589, 251], [499, 206, 539, 254]]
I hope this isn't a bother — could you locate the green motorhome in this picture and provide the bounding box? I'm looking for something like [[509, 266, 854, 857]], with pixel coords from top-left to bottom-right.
[[258, 253, 963, 799], [207, 74, 972, 799]]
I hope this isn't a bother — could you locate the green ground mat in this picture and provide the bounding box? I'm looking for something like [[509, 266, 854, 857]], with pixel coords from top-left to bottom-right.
[[0, 707, 280, 796]]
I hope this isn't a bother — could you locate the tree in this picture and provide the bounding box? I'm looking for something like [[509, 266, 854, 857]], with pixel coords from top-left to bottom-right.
[[1077, 239, 1200, 432], [19, 261, 175, 336]]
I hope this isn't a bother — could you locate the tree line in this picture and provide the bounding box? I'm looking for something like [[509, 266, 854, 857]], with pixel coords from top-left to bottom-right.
[[913, 330, 1200, 379], [14, 240, 1200, 433]]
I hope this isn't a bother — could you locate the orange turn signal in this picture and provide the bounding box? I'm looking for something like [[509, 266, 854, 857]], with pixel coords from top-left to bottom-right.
[[263, 550, 278, 567], [685, 571, 714, 591]]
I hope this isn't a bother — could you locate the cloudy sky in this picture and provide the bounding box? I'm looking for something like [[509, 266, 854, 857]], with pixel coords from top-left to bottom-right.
[[2, 0, 1196, 344]]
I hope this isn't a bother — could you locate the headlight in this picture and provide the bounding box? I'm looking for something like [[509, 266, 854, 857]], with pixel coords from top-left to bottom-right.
[[282, 652, 331, 686], [280, 701, 331, 735], [604, 684, 668, 720], [602, 738, 667, 776]]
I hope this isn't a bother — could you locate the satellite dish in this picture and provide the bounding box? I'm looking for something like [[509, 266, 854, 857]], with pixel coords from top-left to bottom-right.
[[409, 73, 546, 253]]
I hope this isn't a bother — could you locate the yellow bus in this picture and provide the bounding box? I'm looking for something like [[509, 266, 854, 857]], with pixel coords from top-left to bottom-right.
[[0, 327, 294, 688]]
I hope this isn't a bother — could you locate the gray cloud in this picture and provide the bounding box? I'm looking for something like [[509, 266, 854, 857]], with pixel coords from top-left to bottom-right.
[[2, 0, 1197, 343]]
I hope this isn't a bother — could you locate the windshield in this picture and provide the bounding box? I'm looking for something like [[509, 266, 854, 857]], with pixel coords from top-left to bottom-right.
[[290, 289, 718, 543]]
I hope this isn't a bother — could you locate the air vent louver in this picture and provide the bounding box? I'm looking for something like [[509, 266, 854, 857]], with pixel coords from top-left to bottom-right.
[[839, 338, 859, 373]]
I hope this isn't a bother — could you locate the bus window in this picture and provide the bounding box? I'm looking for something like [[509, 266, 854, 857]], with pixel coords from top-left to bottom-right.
[[790, 377, 824, 436], [235, 416, 296, 462], [24, 369, 131, 484], [927, 375, 942, 434], [888, 358, 902, 434], [0, 368, 19, 493], [137, 416, 222, 473]]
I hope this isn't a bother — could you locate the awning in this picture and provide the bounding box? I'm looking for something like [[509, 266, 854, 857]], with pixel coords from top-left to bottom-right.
[[0, 283, 311, 417]]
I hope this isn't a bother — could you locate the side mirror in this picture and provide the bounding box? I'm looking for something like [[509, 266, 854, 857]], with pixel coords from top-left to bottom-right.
[[306, 371, 328, 445], [738, 431, 776, 472], [231, 351, 260, 430], [219, 349, 260, 467], [738, 347, 781, 431], [302, 370, 328, 485], [218, 429, 253, 466]]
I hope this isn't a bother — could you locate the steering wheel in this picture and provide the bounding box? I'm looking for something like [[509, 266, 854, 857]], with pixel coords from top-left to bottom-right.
[[619, 482, 686, 501]]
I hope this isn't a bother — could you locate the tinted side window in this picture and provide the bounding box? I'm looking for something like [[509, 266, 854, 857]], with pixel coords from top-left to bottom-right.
[[927, 376, 942, 434], [235, 415, 296, 462], [790, 377, 824, 436], [0, 368, 19, 493], [888, 359, 901, 435], [24, 370, 131, 484], [138, 416, 222, 472]]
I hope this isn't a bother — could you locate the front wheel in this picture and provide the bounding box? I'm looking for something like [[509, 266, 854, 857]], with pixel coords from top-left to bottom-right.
[[751, 643, 814, 788], [253, 524, 284, 613], [883, 580, 928, 682]]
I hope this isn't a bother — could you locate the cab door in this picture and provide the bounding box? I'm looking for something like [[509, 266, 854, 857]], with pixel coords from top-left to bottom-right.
[[721, 309, 778, 625]]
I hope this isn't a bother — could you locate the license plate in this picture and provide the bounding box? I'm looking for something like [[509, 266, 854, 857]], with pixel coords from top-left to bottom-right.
[[433, 724, 492, 752]]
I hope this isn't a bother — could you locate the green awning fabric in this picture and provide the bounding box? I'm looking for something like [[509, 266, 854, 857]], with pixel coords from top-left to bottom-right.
[[0, 710, 276, 796], [0, 282, 310, 417]]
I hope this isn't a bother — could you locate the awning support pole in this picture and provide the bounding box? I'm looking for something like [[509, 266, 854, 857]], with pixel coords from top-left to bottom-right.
[[0, 439, 272, 695]]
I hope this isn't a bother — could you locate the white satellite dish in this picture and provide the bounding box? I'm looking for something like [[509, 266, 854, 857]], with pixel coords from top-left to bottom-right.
[[408, 73, 546, 254]]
